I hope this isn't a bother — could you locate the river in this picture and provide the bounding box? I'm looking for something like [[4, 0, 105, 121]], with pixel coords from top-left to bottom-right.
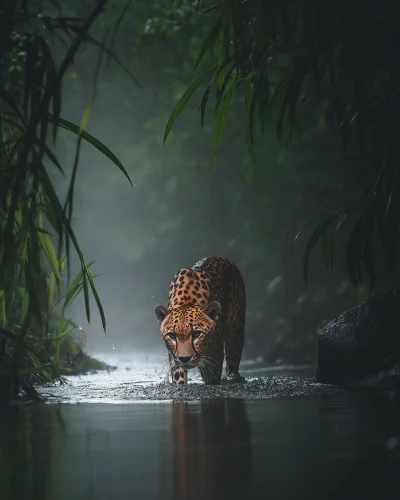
[[0, 354, 399, 499]]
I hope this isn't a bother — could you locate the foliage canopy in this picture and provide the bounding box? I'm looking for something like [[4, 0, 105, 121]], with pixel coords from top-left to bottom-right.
[[165, 0, 400, 288]]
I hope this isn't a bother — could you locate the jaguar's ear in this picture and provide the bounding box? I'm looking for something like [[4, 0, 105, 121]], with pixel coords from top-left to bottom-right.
[[204, 301, 221, 321], [155, 305, 169, 323]]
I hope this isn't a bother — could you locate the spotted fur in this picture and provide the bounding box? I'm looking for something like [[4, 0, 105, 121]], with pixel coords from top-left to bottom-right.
[[155, 257, 246, 385]]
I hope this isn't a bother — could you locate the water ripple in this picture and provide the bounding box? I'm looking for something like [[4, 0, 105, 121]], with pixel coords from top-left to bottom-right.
[[37, 354, 343, 404], [38, 375, 344, 404]]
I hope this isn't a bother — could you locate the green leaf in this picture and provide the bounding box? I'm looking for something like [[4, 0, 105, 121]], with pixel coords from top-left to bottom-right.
[[79, 99, 94, 134], [0, 291, 7, 329], [47, 326, 77, 341], [24, 342, 60, 380], [215, 62, 236, 109], [302, 214, 340, 284], [193, 17, 222, 70], [82, 268, 91, 324], [199, 78, 214, 128], [62, 264, 94, 312], [48, 271, 56, 311], [211, 74, 235, 169], [292, 211, 339, 254], [84, 263, 106, 332], [164, 64, 219, 144], [47, 115, 133, 187], [37, 167, 104, 329], [38, 230, 61, 284], [17, 287, 29, 325]]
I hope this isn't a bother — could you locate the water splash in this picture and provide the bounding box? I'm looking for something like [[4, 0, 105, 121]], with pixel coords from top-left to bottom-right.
[[37, 354, 342, 404]]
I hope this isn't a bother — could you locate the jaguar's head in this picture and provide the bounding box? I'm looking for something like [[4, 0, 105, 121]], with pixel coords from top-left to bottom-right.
[[154, 301, 221, 368]]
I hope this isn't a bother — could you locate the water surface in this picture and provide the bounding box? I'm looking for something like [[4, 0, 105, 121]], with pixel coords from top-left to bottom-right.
[[1, 356, 399, 500]]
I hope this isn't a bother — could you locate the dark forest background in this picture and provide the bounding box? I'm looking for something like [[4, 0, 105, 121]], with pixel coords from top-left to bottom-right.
[[60, 0, 374, 363], [2, 0, 400, 400]]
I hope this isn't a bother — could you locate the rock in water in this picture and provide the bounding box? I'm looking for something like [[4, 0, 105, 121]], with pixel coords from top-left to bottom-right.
[[316, 289, 400, 387]]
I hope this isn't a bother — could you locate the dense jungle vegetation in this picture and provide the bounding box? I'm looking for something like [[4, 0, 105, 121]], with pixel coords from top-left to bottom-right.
[[1, 0, 399, 400]]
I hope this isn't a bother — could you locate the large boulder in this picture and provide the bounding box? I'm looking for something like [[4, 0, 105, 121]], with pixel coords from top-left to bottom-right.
[[316, 288, 400, 387]]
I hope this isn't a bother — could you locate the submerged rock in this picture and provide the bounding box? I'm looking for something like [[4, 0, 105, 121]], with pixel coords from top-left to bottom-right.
[[316, 288, 400, 387]]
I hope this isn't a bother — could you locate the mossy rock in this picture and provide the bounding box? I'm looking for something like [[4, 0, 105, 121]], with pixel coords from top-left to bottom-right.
[[317, 288, 400, 387], [59, 336, 117, 375]]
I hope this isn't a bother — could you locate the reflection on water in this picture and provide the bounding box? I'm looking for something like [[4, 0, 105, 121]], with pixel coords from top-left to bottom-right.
[[1, 391, 400, 500], [317, 391, 400, 499], [165, 399, 251, 500], [0, 403, 55, 499]]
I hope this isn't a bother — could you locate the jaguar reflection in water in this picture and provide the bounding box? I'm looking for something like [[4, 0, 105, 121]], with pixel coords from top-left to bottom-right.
[[155, 257, 246, 385], [164, 399, 252, 500]]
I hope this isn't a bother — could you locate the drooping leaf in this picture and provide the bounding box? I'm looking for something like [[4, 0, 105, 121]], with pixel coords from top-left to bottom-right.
[[300, 212, 342, 284], [211, 74, 235, 169], [38, 231, 61, 284], [47, 115, 133, 187], [84, 263, 106, 332], [164, 64, 219, 143], [62, 263, 94, 312], [17, 287, 29, 325], [193, 16, 222, 70]]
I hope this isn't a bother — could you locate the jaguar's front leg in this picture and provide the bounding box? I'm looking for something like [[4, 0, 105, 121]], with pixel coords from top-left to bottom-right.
[[171, 366, 187, 385], [199, 348, 224, 385]]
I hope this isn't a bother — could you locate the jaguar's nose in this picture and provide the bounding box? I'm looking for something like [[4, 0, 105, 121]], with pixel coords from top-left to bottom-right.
[[178, 355, 192, 364]]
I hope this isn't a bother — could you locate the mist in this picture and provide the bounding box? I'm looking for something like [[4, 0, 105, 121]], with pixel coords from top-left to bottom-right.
[[52, 2, 366, 365]]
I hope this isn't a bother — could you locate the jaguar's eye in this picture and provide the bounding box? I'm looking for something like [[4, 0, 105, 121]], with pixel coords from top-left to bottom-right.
[[166, 332, 176, 340], [192, 330, 203, 339]]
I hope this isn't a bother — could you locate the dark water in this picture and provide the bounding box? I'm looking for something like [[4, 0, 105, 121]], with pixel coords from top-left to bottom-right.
[[1, 390, 400, 500]]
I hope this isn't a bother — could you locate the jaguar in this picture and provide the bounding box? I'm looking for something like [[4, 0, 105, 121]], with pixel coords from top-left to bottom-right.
[[155, 257, 246, 385]]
